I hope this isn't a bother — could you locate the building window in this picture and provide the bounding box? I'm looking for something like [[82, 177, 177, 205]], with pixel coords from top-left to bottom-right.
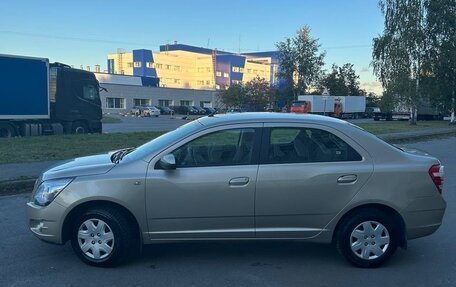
[[174, 65, 180, 71], [216, 71, 222, 77], [247, 69, 251, 73], [106, 97, 125, 109], [156, 63, 163, 69], [197, 67, 205, 73], [134, 61, 141, 68], [200, 101, 211, 108], [127, 62, 133, 68], [158, 99, 172, 107], [174, 79, 181, 84], [239, 67, 244, 73], [232, 80, 241, 84], [165, 65, 172, 70], [206, 80, 211, 85], [146, 62, 155, 68], [206, 67, 211, 72], [133, 98, 151, 107], [215, 84, 221, 89], [223, 72, 229, 78], [180, 100, 192, 106], [232, 66, 240, 72], [197, 80, 205, 85]]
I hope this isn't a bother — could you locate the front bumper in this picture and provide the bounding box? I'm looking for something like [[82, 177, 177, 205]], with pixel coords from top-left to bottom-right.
[[27, 200, 67, 244]]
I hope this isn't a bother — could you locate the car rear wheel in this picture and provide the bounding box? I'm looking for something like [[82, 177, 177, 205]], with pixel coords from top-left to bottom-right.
[[335, 208, 398, 268], [70, 208, 135, 267]]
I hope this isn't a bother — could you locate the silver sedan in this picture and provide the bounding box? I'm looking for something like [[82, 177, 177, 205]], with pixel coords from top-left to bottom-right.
[[27, 113, 446, 268]]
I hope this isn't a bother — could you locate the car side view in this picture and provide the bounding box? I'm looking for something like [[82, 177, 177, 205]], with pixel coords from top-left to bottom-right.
[[27, 113, 446, 268]]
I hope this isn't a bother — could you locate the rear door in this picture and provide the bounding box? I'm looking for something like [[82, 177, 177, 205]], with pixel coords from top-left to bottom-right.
[[255, 123, 374, 238]]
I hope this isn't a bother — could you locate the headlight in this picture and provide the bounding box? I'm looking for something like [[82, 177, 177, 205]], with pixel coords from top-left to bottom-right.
[[33, 178, 73, 206]]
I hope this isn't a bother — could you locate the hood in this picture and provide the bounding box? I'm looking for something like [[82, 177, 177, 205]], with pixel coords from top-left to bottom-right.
[[41, 153, 115, 181]]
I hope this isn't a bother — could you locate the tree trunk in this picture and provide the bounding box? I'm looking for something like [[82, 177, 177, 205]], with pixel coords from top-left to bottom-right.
[[451, 94, 455, 125]]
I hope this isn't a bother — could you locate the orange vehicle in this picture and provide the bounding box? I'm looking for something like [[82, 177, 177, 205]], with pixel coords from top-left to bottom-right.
[[290, 101, 311, 113]]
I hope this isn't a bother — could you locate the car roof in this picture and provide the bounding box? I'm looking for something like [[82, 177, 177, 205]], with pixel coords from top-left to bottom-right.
[[197, 112, 350, 128]]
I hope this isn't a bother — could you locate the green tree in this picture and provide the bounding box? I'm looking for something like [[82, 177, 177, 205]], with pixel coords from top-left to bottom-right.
[[276, 25, 325, 99], [320, 63, 364, 96], [426, 0, 456, 124], [218, 78, 274, 111], [244, 77, 273, 111], [372, 0, 428, 125], [218, 83, 245, 109]]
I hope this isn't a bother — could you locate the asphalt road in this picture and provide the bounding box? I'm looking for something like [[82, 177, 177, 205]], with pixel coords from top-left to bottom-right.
[[0, 137, 454, 287]]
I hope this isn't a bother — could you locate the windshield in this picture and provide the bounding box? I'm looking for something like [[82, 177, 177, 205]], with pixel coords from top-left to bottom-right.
[[122, 120, 203, 162]]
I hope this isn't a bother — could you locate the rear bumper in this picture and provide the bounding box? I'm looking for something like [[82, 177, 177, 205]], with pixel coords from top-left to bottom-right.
[[402, 196, 447, 240]]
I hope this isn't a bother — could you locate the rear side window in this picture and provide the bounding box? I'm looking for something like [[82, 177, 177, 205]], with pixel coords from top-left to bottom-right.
[[266, 127, 362, 164], [172, 128, 257, 167]]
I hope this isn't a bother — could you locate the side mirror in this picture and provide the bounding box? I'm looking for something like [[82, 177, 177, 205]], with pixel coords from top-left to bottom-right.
[[156, 154, 176, 170]]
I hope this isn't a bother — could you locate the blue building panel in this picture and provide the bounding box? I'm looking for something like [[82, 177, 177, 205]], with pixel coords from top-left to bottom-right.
[[133, 49, 157, 78]]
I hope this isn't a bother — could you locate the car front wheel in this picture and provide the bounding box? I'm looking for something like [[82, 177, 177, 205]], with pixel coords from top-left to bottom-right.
[[335, 208, 398, 268], [70, 208, 135, 267]]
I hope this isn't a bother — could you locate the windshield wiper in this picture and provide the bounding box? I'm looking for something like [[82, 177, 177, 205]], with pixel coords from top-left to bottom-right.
[[110, 147, 135, 164]]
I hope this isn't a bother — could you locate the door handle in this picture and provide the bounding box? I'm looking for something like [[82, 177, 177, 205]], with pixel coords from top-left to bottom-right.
[[229, 177, 249, 186], [337, 174, 357, 184]]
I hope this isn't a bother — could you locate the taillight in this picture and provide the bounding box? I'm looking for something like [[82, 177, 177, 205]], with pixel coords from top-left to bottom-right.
[[428, 164, 444, 193]]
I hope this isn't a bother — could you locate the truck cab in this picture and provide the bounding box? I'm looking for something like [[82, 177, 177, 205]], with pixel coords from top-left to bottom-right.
[[50, 64, 102, 134]]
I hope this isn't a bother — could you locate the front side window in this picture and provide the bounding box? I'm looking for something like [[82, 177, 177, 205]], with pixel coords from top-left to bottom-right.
[[172, 128, 256, 168], [266, 127, 362, 164], [82, 84, 98, 101]]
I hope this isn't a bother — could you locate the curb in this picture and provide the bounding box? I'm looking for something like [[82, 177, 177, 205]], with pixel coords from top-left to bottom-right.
[[378, 129, 456, 142], [0, 178, 36, 197]]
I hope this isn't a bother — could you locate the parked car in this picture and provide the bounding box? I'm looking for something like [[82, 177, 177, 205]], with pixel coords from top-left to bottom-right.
[[202, 107, 216, 114], [130, 106, 142, 116], [154, 105, 173, 115], [174, 105, 198, 115], [192, 106, 207, 115], [130, 106, 160, 117], [141, 106, 160, 117], [27, 113, 446, 268]]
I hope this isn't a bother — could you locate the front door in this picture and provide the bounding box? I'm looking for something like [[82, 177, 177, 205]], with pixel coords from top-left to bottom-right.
[[145, 124, 262, 240]]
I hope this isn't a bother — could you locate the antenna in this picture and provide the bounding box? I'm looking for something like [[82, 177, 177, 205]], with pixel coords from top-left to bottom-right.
[[238, 35, 241, 54], [206, 38, 210, 48]]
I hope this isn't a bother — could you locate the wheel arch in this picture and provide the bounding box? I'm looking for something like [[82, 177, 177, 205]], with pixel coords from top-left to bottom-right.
[[61, 200, 142, 245], [332, 203, 407, 249]]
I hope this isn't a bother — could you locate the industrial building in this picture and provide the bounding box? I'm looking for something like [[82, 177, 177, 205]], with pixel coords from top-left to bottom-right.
[[107, 43, 280, 90], [95, 73, 218, 114]]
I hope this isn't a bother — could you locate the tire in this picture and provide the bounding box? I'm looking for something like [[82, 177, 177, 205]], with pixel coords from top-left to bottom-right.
[[72, 121, 88, 134], [70, 208, 136, 267], [335, 208, 398, 268], [0, 123, 16, 138]]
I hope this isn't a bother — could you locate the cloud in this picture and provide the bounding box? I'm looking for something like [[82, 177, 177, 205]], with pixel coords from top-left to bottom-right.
[[361, 67, 370, 73], [360, 81, 383, 94]]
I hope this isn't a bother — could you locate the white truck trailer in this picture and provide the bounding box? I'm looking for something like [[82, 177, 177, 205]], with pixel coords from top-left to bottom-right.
[[292, 95, 366, 118]]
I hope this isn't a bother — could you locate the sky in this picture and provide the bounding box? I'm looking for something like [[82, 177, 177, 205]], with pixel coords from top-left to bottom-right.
[[0, 0, 385, 94]]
